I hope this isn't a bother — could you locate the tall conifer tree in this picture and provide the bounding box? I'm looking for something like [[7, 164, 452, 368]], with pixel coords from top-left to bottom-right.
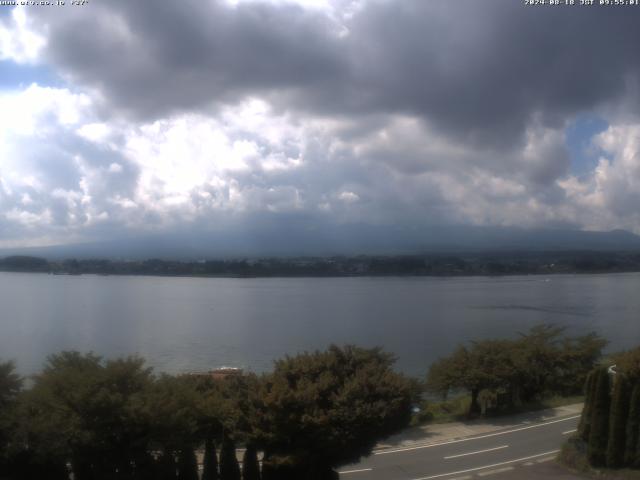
[[242, 445, 260, 480], [177, 447, 199, 480], [588, 368, 611, 466], [606, 375, 630, 467], [202, 438, 219, 480], [220, 438, 241, 480], [625, 385, 640, 468], [579, 369, 597, 441]]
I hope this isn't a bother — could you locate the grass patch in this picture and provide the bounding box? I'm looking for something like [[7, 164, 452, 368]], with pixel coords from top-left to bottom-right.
[[411, 395, 471, 425], [410, 394, 584, 427]]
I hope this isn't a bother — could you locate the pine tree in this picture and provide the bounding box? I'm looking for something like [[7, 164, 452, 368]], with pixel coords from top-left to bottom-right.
[[578, 369, 597, 441], [202, 438, 219, 480], [588, 367, 611, 466], [219, 438, 241, 480], [260, 452, 276, 480], [158, 452, 177, 480], [606, 375, 630, 468], [134, 452, 159, 480], [242, 444, 261, 480], [625, 384, 640, 468], [177, 447, 199, 480]]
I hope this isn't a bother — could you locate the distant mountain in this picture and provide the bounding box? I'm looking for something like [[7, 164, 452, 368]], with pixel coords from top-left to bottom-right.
[[2, 224, 640, 260]]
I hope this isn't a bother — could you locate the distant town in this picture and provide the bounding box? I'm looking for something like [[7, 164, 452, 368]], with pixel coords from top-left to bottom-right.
[[3, 251, 640, 277]]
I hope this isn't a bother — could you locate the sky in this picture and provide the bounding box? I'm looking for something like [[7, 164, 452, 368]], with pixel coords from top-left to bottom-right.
[[1, 0, 640, 253]]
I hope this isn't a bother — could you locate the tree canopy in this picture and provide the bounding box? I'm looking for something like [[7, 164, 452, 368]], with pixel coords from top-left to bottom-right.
[[426, 325, 606, 415], [256, 345, 417, 478]]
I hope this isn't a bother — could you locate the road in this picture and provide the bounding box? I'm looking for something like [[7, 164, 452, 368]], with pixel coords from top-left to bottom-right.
[[339, 414, 580, 480]]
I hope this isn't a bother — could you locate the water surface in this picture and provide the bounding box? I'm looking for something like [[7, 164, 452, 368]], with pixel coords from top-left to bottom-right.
[[1, 272, 639, 376]]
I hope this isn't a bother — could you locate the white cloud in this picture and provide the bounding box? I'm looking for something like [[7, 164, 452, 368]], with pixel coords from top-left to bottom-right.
[[77, 123, 112, 143], [3, 78, 640, 248], [108, 163, 123, 174], [0, 7, 46, 64]]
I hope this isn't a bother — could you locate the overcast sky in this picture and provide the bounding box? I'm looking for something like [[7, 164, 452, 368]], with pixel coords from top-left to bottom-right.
[[1, 0, 640, 251]]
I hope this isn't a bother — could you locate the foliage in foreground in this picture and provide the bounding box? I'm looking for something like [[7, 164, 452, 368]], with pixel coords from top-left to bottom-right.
[[0, 346, 415, 480], [574, 347, 640, 471], [256, 346, 417, 478], [426, 325, 606, 416]]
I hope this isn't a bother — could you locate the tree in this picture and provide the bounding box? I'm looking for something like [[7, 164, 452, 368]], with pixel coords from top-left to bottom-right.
[[202, 438, 219, 480], [0, 361, 23, 477], [157, 452, 177, 480], [614, 346, 640, 384], [556, 332, 607, 395], [144, 374, 202, 456], [512, 325, 565, 403], [426, 326, 607, 416], [177, 447, 199, 480], [578, 369, 597, 442], [427, 341, 517, 415], [625, 384, 640, 467], [242, 444, 260, 480], [19, 351, 155, 479], [606, 375, 630, 468], [219, 437, 241, 480], [425, 354, 457, 401], [588, 367, 611, 467], [256, 345, 416, 478]]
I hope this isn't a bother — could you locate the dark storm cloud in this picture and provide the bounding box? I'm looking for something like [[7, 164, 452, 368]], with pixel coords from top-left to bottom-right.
[[30, 0, 640, 150], [33, 0, 347, 119], [8, 0, 640, 250]]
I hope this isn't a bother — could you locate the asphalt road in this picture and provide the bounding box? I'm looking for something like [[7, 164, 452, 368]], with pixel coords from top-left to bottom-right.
[[339, 414, 581, 480]]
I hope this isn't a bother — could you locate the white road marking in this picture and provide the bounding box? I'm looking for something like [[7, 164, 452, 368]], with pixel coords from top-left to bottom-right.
[[448, 476, 473, 480], [562, 429, 577, 435], [536, 456, 555, 463], [444, 445, 508, 459], [410, 450, 560, 480], [338, 468, 373, 475], [477, 466, 514, 476], [375, 416, 580, 456]]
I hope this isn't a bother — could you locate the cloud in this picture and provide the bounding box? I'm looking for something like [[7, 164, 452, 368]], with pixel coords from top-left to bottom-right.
[[0, 7, 45, 64], [2, 1, 640, 251], [21, 1, 640, 148]]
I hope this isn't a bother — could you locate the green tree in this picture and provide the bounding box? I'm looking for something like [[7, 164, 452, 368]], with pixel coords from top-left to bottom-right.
[[625, 384, 640, 467], [606, 375, 630, 468], [20, 351, 155, 479], [177, 447, 199, 480], [242, 444, 260, 480], [556, 332, 607, 395], [0, 361, 23, 477], [143, 375, 201, 457], [256, 345, 415, 478], [202, 438, 219, 480], [427, 326, 606, 416], [157, 453, 177, 480], [512, 325, 565, 403], [427, 341, 517, 415], [578, 369, 597, 442], [219, 437, 241, 480], [588, 367, 611, 467], [614, 347, 640, 384]]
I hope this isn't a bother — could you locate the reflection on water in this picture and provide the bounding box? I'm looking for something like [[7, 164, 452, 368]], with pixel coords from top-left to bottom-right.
[[1, 272, 639, 377]]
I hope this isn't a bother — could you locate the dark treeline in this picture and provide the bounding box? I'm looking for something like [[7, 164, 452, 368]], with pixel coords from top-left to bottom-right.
[[573, 346, 640, 470], [0, 346, 417, 480], [4, 251, 640, 277], [0, 328, 614, 479], [426, 325, 607, 416]]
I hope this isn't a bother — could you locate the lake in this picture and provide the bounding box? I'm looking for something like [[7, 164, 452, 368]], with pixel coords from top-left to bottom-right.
[[1, 272, 639, 377]]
